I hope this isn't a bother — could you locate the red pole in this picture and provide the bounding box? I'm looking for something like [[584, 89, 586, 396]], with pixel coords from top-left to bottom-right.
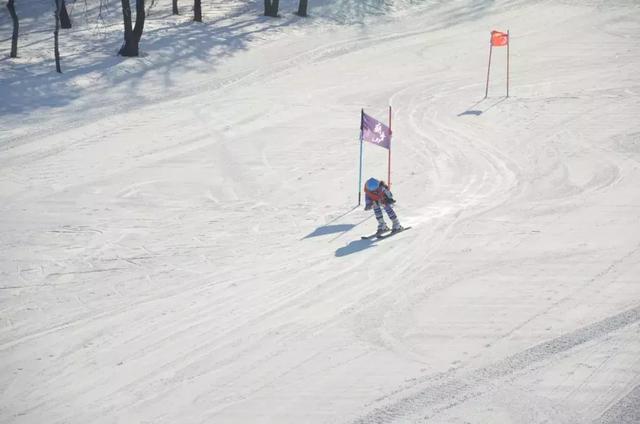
[[485, 36, 493, 98], [506, 30, 510, 97], [388, 106, 392, 188]]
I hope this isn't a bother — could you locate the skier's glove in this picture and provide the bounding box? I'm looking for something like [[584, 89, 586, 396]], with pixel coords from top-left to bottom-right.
[[386, 197, 396, 204]]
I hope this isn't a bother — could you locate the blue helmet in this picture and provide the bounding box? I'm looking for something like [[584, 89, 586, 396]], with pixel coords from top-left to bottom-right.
[[366, 178, 380, 191]]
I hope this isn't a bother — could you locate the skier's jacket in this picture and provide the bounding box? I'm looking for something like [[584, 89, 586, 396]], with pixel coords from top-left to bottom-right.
[[364, 181, 395, 208]]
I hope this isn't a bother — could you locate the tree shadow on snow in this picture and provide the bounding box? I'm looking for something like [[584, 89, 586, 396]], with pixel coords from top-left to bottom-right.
[[0, 1, 305, 117]]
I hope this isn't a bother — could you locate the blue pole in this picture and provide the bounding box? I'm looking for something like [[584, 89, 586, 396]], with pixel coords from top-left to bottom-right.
[[358, 109, 364, 206]]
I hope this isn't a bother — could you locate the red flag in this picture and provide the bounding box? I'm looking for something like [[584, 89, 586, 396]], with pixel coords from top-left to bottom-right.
[[491, 30, 509, 47]]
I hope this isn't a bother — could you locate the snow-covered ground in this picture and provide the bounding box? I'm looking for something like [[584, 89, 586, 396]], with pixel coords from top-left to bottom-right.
[[1, 1, 639, 423]]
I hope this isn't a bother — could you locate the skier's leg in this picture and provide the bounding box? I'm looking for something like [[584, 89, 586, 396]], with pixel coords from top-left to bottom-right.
[[373, 204, 389, 232], [384, 204, 402, 230]]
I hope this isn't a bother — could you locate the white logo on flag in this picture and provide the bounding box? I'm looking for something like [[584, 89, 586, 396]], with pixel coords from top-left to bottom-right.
[[372, 123, 385, 144]]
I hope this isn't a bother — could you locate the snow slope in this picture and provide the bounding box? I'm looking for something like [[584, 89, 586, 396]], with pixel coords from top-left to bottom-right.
[[1, 1, 639, 423]]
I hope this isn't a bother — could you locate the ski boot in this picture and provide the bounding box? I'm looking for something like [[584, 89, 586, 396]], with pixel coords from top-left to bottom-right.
[[376, 224, 390, 237]]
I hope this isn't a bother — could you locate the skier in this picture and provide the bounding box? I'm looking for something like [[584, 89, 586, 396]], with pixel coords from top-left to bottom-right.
[[364, 177, 403, 235]]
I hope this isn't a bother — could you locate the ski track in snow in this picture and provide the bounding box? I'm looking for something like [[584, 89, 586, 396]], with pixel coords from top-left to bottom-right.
[[1, 1, 640, 423], [353, 306, 640, 423]]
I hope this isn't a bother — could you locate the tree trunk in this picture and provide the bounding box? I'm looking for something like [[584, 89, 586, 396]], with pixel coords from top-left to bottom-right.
[[60, 0, 71, 29], [193, 0, 201, 22], [264, 0, 279, 17], [53, 0, 62, 73], [118, 0, 144, 57], [133, 0, 145, 40], [7, 0, 19, 58], [119, 0, 135, 56], [297, 0, 308, 17], [172, 0, 178, 15]]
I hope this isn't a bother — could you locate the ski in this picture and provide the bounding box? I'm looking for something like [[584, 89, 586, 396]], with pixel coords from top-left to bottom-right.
[[375, 226, 412, 240], [361, 230, 390, 240], [361, 227, 411, 240]]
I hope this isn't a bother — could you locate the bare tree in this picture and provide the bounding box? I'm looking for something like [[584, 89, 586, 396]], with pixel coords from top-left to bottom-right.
[[146, 0, 159, 16], [297, 0, 308, 17], [118, 0, 145, 57], [6, 0, 19, 58], [193, 0, 201, 22], [54, 0, 62, 72], [60, 0, 71, 28], [172, 0, 178, 15], [264, 0, 279, 17]]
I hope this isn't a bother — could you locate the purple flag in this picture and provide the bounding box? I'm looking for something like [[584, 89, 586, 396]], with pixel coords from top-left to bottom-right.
[[361, 111, 391, 150]]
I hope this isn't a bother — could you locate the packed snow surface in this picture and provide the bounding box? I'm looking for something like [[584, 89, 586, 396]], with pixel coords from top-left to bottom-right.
[[1, 1, 639, 423]]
